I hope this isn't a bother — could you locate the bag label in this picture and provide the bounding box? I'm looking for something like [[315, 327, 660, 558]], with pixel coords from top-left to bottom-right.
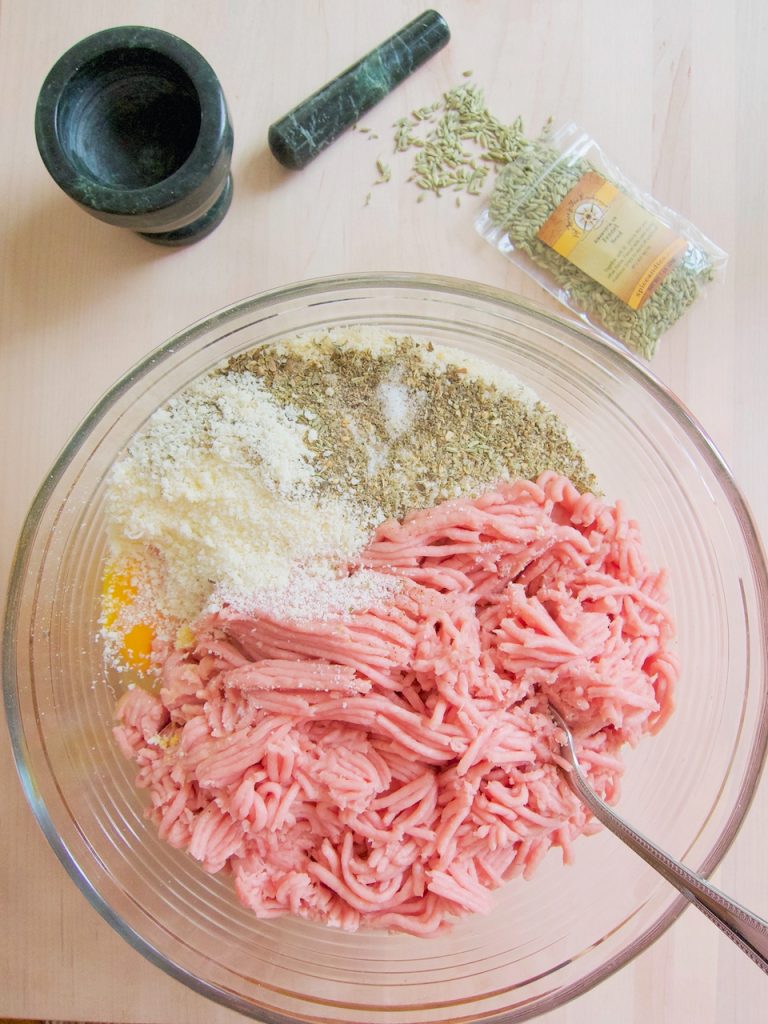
[[537, 171, 687, 309]]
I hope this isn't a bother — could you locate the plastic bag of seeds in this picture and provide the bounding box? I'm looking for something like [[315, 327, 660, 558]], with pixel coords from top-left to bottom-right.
[[476, 122, 727, 359]]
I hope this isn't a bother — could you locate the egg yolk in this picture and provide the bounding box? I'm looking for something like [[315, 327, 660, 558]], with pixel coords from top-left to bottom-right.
[[101, 563, 154, 672]]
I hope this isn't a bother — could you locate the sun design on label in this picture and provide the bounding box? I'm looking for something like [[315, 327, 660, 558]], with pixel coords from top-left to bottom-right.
[[573, 199, 605, 232]]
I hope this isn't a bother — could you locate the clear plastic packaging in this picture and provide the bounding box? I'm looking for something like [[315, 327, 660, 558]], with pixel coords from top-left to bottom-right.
[[476, 123, 727, 358]]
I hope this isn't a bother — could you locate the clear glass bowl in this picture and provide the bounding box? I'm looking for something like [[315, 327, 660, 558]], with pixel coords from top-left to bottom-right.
[[4, 274, 767, 1023]]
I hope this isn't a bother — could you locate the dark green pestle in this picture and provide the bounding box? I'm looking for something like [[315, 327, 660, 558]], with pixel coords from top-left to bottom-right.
[[268, 9, 450, 170], [35, 26, 234, 246]]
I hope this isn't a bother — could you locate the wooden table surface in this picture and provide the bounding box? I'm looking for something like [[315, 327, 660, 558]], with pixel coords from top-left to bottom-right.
[[1, 1, 766, 1022]]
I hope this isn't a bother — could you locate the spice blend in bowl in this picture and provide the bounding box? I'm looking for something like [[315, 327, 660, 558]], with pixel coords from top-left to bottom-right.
[[103, 328, 597, 641]]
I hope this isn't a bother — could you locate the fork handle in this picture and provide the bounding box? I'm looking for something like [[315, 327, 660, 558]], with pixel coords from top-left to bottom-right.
[[567, 765, 768, 973]]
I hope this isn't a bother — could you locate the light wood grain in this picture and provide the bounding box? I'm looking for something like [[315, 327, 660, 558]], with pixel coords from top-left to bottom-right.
[[1, 1, 766, 1021]]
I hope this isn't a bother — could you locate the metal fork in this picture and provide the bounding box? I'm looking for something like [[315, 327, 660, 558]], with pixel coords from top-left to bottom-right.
[[550, 706, 768, 973]]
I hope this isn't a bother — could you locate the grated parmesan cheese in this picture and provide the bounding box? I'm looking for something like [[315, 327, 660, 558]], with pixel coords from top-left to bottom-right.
[[214, 566, 401, 623], [105, 372, 368, 625]]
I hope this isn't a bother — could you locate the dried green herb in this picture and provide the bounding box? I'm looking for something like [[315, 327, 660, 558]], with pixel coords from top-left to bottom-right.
[[224, 334, 597, 524]]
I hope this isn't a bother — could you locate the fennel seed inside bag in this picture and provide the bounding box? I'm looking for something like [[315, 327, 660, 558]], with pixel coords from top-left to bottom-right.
[[476, 122, 726, 359]]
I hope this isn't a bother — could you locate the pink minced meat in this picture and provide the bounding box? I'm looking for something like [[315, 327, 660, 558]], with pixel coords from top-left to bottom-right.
[[114, 473, 677, 936]]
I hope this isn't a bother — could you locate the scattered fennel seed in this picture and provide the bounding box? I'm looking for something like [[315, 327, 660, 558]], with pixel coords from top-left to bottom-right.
[[382, 83, 527, 200], [375, 160, 391, 184]]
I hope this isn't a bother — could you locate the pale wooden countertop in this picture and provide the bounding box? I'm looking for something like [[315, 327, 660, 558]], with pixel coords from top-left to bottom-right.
[[1, 2, 766, 1021]]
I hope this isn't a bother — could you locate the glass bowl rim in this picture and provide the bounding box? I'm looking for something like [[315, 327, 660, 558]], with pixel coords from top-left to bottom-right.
[[3, 271, 768, 1023]]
